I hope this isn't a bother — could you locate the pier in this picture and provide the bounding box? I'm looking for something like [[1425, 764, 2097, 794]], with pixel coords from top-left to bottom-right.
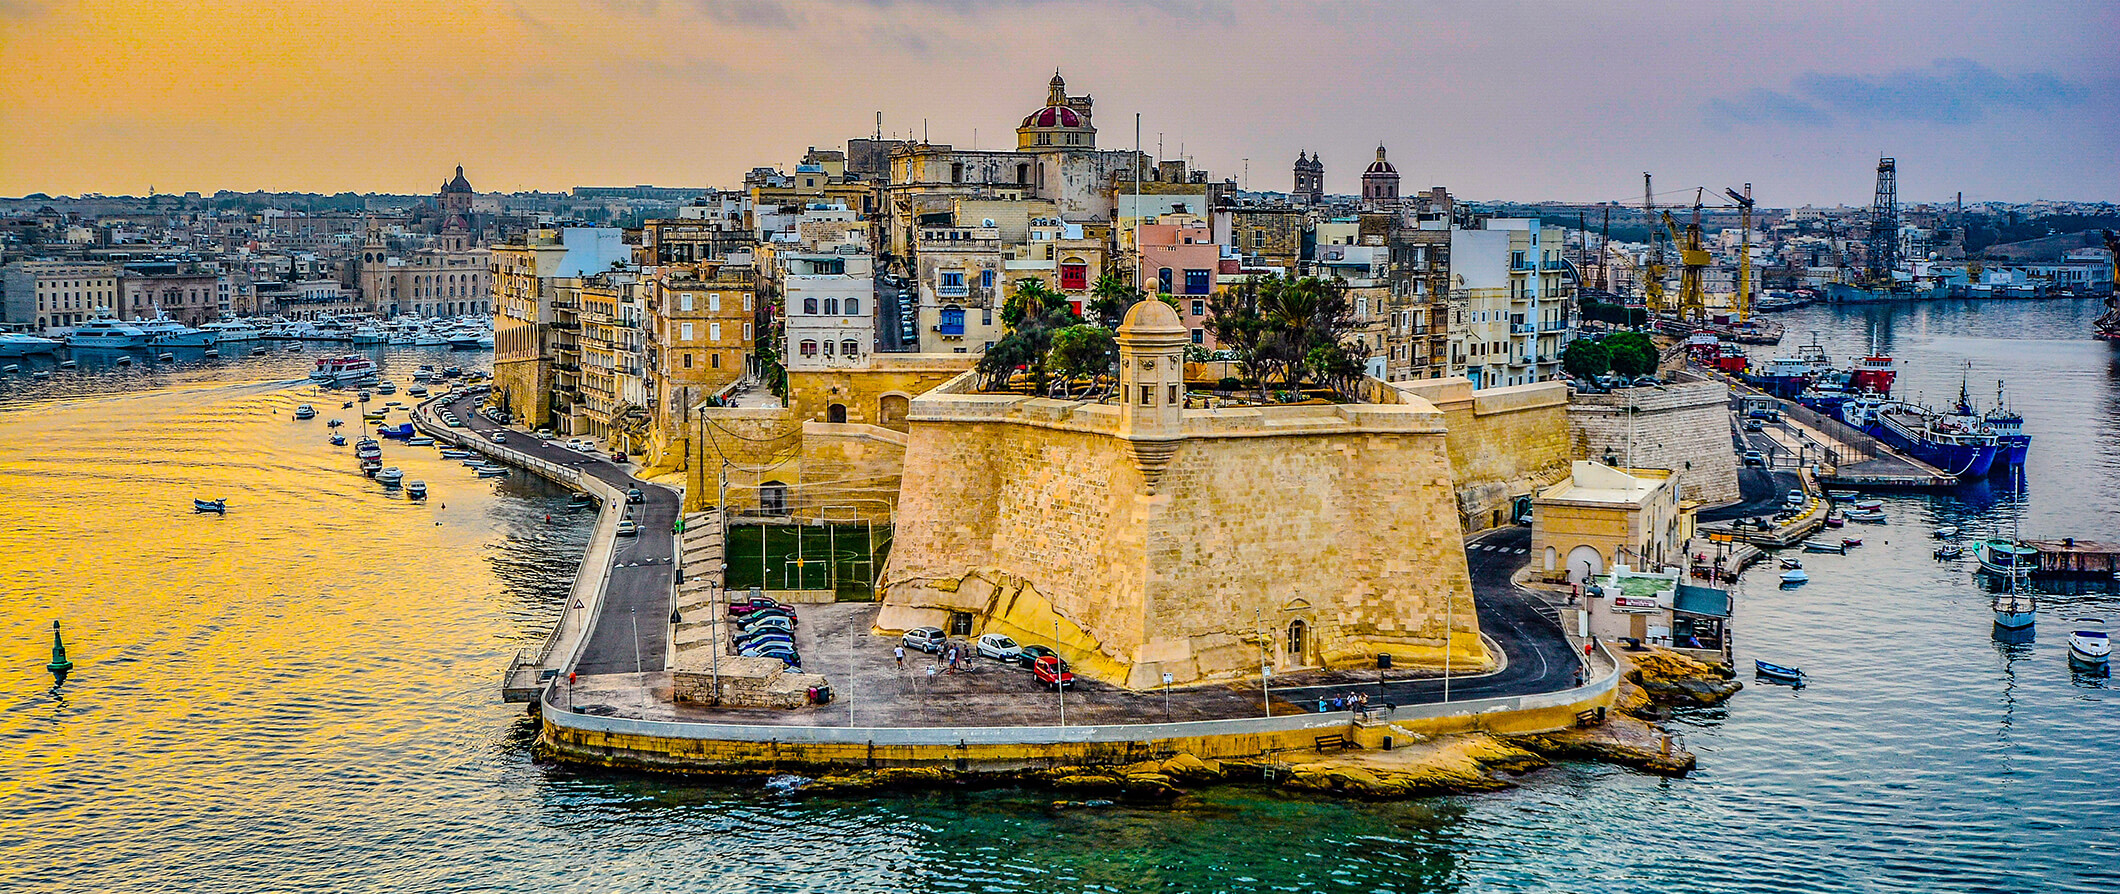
[[1717, 373, 1959, 489]]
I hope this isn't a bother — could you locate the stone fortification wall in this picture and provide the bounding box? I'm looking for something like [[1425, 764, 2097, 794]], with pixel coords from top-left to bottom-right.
[[672, 656, 830, 709], [1396, 379, 1573, 531], [882, 383, 1488, 690], [787, 354, 975, 432], [690, 406, 803, 513], [1567, 381, 1739, 505], [797, 422, 909, 522]]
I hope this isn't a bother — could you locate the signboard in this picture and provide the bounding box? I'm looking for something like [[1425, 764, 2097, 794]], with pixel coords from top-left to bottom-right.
[[1707, 531, 1733, 543], [1612, 597, 1661, 613], [1162, 673, 1174, 685]]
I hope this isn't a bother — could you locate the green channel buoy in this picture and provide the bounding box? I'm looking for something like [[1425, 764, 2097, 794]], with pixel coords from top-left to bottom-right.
[[46, 620, 73, 674]]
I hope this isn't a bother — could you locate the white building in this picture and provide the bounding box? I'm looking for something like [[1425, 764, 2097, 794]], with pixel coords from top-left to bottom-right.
[[782, 247, 876, 371], [1451, 219, 1575, 389]]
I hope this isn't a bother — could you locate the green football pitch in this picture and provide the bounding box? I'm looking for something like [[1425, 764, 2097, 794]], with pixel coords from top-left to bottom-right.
[[723, 523, 891, 598]]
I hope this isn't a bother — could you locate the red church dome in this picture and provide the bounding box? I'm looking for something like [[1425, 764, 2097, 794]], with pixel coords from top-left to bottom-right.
[[1021, 105, 1083, 128]]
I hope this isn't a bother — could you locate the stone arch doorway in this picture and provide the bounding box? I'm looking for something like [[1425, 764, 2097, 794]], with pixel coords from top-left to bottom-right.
[[826, 403, 847, 424], [1286, 620, 1308, 667], [1565, 545, 1604, 585], [877, 393, 911, 430]]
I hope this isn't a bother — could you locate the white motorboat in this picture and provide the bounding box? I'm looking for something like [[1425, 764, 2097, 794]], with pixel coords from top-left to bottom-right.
[[353, 437, 382, 461], [406, 436, 435, 447], [1780, 569, 1810, 585], [2069, 623, 2110, 669], [310, 355, 380, 384], [1933, 526, 1959, 539], [135, 313, 218, 348], [474, 465, 509, 477], [1845, 509, 1888, 524], [201, 319, 263, 342], [0, 332, 61, 357], [414, 330, 450, 346], [350, 324, 387, 346], [293, 404, 318, 420], [65, 314, 151, 348], [406, 480, 428, 499], [374, 467, 405, 486], [376, 380, 397, 395]]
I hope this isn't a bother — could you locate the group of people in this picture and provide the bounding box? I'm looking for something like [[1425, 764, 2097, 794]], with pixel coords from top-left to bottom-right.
[[893, 643, 968, 674], [1316, 691, 1372, 713]]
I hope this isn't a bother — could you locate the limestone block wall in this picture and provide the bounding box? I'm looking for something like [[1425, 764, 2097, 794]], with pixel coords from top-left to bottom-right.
[[797, 422, 909, 522], [690, 406, 804, 513], [492, 357, 550, 431], [1397, 379, 1573, 532], [672, 657, 829, 709], [882, 387, 1488, 690], [787, 355, 975, 432], [1567, 381, 1739, 505]]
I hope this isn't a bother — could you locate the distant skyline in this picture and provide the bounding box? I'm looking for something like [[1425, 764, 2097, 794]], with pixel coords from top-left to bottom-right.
[[3, 1, 2115, 205]]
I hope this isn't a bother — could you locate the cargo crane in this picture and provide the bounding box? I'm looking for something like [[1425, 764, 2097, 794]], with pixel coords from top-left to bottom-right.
[[1724, 184, 1755, 322], [1642, 172, 1669, 316], [2095, 229, 2120, 341], [1660, 187, 1711, 322]]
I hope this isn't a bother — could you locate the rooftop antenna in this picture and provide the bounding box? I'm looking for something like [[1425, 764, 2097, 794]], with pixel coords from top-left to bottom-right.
[[874, 111, 882, 142]]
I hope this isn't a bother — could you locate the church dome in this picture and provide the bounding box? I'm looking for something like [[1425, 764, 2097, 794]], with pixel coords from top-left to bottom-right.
[[442, 165, 473, 194], [1021, 105, 1084, 128], [1364, 146, 1396, 176]]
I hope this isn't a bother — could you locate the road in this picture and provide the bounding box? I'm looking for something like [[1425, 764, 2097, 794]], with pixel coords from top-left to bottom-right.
[[436, 391, 680, 676]]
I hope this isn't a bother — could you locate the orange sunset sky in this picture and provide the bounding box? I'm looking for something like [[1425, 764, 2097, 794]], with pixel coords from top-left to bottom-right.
[[3, 0, 2114, 204]]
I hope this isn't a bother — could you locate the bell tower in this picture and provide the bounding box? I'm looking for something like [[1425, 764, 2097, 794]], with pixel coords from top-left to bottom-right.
[[1116, 298, 1188, 488]]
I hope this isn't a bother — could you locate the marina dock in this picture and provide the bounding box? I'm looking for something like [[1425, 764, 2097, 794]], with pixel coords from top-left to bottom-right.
[[1719, 374, 1959, 489]]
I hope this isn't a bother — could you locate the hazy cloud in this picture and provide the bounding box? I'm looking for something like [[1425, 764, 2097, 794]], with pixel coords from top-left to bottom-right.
[[1711, 58, 2091, 127]]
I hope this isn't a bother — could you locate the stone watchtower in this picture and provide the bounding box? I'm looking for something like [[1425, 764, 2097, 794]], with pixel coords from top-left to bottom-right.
[[1115, 298, 1188, 489]]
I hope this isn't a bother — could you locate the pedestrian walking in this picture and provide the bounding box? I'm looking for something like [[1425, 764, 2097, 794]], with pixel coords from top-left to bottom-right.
[[894, 645, 906, 669]]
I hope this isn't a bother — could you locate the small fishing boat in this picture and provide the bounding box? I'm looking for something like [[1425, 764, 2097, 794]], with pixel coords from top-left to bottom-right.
[[1853, 499, 1883, 511], [31, 370, 50, 380], [341, 401, 354, 409], [2, 364, 16, 373], [356, 390, 372, 402], [1802, 540, 1847, 555], [1826, 490, 1858, 502], [293, 404, 317, 420], [58, 359, 76, 369], [1934, 545, 1964, 560], [202, 348, 220, 359], [1779, 557, 1803, 570], [115, 355, 132, 366], [407, 481, 428, 499], [354, 438, 382, 461], [1754, 660, 1806, 685], [193, 498, 227, 513], [1933, 526, 1959, 539], [377, 423, 415, 439], [360, 458, 383, 476], [2068, 624, 2110, 669], [407, 385, 429, 397], [406, 436, 435, 447], [1977, 539, 2037, 578], [326, 419, 343, 429], [156, 352, 174, 361], [440, 449, 475, 459], [1824, 515, 1846, 528], [364, 411, 388, 422], [1840, 537, 1863, 548], [1845, 509, 1887, 524], [376, 381, 397, 395], [328, 434, 347, 446], [374, 467, 405, 486], [1780, 569, 1809, 585], [475, 465, 509, 477]]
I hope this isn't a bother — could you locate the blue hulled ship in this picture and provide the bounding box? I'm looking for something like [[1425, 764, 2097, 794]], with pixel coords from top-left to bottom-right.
[[1841, 396, 2000, 479]]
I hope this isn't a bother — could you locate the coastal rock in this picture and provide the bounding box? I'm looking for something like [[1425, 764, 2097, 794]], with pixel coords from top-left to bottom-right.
[[1047, 773, 1125, 792], [1158, 753, 1223, 782], [1120, 772, 1181, 799], [1626, 648, 1743, 708], [1507, 714, 1696, 778]]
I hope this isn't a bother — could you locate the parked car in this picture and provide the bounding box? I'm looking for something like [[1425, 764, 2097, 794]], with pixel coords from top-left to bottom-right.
[[729, 601, 794, 621], [975, 633, 1023, 662], [902, 626, 948, 654], [1743, 419, 1765, 432], [1031, 655, 1074, 690], [738, 614, 794, 632], [615, 518, 638, 537], [490, 431, 508, 443], [567, 437, 596, 452], [534, 428, 555, 439], [626, 488, 644, 504], [1015, 644, 1062, 668], [733, 630, 795, 650], [1743, 450, 1766, 467], [1786, 490, 1805, 505]]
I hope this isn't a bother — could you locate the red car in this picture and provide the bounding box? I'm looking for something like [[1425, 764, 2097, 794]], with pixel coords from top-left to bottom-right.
[[1032, 655, 1074, 690], [728, 597, 795, 622]]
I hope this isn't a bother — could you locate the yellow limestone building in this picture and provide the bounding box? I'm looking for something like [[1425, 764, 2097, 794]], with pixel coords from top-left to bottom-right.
[[879, 301, 1491, 689]]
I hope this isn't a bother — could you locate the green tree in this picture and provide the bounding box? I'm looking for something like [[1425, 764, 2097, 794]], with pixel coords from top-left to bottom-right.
[[1087, 271, 1144, 328], [1207, 275, 1364, 400], [1604, 331, 1659, 377], [1561, 338, 1611, 379], [1046, 324, 1118, 397], [1003, 278, 1076, 329]]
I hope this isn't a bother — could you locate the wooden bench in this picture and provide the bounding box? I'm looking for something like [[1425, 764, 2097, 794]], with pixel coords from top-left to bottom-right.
[[1575, 708, 1606, 728], [1313, 733, 1353, 751]]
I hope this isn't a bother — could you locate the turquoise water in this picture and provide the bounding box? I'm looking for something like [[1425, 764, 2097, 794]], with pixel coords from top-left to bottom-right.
[[2, 312, 2117, 893]]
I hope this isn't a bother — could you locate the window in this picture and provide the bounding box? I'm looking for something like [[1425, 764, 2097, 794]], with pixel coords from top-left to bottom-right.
[[708, 293, 720, 311], [842, 339, 859, 357], [1190, 299, 1206, 317], [680, 321, 693, 341], [822, 340, 834, 356], [683, 353, 693, 368], [845, 298, 859, 315], [680, 293, 694, 312], [1191, 328, 1204, 344], [981, 269, 995, 290], [709, 322, 721, 341], [1252, 231, 1265, 249], [1060, 260, 1087, 291], [1184, 269, 1210, 295], [800, 339, 819, 357], [742, 292, 753, 311], [710, 353, 720, 369], [1168, 384, 1179, 404], [940, 270, 964, 290], [951, 163, 963, 183], [803, 297, 818, 314], [823, 298, 839, 315], [939, 306, 965, 336], [1158, 267, 1173, 293], [742, 321, 753, 340], [1138, 385, 1153, 406]]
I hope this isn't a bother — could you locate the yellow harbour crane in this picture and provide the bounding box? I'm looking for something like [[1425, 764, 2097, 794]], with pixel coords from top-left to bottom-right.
[[1724, 184, 1755, 322], [1642, 173, 1669, 316], [1661, 187, 1711, 322]]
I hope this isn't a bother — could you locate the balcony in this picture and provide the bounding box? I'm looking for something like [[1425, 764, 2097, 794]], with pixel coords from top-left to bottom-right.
[[1510, 260, 1534, 272], [1542, 259, 1569, 271], [1540, 318, 1570, 332], [935, 283, 969, 299], [1509, 323, 1535, 334]]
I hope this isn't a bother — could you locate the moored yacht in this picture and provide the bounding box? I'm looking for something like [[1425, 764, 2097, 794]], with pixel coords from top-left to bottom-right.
[[65, 314, 151, 348], [0, 332, 61, 357], [201, 318, 263, 342], [135, 313, 219, 348], [2069, 624, 2110, 669], [310, 355, 381, 384]]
